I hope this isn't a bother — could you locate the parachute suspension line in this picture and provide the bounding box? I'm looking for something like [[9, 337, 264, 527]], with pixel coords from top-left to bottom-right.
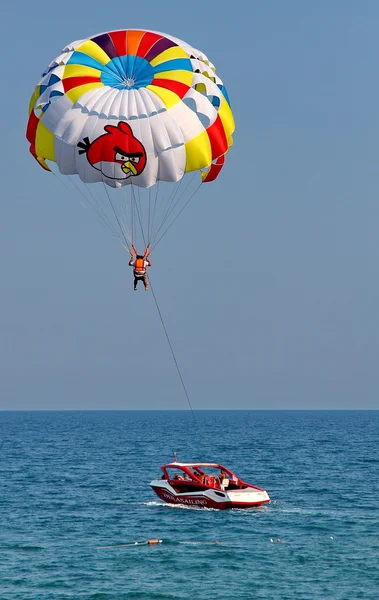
[[84, 182, 126, 244], [131, 185, 148, 250], [148, 275, 196, 420], [148, 187, 152, 246], [83, 183, 113, 229], [124, 184, 134, 249], [131, 185, 135, 249], [102, 182, 131, 252], [150, 174, 198, 249], [148, 177, 186, 249], [132, 189, 147, 253], [136, 185, 145, 245], [137, 185, 143, 220], [121, 194, 134, 248], [155, 176, 185, 241], [151, 179, 202, 251], [150, 180, 160, 246], [118, 185, 133, 249], [130, 185, 137, 251], [51, 171, 124, 248]]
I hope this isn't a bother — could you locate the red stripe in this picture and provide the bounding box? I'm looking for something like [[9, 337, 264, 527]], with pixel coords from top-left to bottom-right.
[[136, 31, 163, 58], [203, 155, 225, 183], [206, 115, 228, 160], [151, 78, 189, 99], [109, 30, 128, 57], [26, 109, 51, 171], [26, 110, 39, 144], [63, 76, 101, 92]]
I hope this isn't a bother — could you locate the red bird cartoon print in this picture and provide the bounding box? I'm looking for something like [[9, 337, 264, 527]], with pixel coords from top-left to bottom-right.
[[78, 121, 147, 181]]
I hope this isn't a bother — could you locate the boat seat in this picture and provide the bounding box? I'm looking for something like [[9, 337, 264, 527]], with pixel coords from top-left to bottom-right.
[[221, 478, 229, 488]]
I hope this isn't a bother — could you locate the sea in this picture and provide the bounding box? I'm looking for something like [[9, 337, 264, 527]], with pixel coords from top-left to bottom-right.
[[0, 410, 378, 600]]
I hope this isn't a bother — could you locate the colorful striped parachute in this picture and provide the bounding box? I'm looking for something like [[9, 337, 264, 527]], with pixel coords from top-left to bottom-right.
[[27, 29, 235, 252]]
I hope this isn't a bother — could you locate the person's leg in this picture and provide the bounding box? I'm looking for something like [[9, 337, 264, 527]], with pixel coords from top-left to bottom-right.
[[134, 277, 138, 290], [143, 276, 148, 290]]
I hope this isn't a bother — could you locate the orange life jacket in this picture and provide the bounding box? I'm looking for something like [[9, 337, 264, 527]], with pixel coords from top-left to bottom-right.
[[134, 257, 146, 273]]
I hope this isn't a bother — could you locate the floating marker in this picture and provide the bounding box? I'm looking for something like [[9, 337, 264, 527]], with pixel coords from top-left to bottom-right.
[[98, 539, 162, 549]]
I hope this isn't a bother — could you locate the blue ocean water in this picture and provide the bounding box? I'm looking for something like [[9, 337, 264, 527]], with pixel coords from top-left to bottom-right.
[[0, 410, 378, 600]]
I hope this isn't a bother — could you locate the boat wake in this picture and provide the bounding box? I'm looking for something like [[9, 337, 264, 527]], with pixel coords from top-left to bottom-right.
[[143, 500, 218, 511]]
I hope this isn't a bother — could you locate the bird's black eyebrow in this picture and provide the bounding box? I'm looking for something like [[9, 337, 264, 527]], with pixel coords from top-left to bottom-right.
[[114, 146, 143, 157]]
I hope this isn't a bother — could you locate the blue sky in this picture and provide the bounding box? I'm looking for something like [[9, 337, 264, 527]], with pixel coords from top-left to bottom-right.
[[1, 1, 379, 409]]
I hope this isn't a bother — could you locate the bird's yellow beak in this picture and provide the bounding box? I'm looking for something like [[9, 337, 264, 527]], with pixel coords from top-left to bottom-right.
[[122, 161, 138, 176]]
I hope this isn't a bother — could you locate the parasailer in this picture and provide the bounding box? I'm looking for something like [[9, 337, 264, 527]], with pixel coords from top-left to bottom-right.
[[26, 28, 235, 281], [129, 246, 151, 290]]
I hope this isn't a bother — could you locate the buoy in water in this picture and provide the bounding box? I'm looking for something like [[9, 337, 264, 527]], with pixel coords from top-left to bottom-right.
[[147, 539, 162, 545]]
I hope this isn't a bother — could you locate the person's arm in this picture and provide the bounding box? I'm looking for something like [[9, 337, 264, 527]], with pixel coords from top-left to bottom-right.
[[129, 258, 135, 266], [146, 259, 152, 267]]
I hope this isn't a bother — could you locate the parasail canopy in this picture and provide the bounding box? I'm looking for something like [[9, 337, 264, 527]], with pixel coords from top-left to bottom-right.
[[27, 29, 235, 251]]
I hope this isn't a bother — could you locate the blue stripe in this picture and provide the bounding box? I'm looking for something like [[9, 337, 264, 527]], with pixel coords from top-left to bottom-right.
[[100, 56, 154, 90], [41, 65, 56, 77], [48, 74, 61, 86], [50, 90, 64, 98], [104, 60, 123, 78], [218, 84, 231, 107], [152, 58, 192, 75], [108, 56, 126, 80], [67, 52, 107, 73], [127, 54, 137, 78], [42, 90, 64, 112], [211, 95, 220, 108]]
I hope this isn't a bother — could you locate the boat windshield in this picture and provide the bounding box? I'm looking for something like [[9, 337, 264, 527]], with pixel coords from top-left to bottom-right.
[[164, 465, 236, 483], [165, 468, 193, 481]]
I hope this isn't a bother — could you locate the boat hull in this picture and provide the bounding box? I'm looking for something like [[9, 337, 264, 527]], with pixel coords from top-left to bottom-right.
[[150, 480, 270, 510]]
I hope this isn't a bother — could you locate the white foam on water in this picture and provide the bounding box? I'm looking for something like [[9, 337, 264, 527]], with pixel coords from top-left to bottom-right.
[[142, 500, 217, 511]]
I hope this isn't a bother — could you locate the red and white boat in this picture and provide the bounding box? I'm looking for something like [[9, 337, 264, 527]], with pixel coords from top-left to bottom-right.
[[150, 460, 270, 509]]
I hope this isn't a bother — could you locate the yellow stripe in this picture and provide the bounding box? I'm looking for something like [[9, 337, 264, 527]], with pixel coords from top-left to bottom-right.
[[28, 85, 41, 115], [218, 96, 235, 144], [63, 64, 102, 78], [202, 71, 216, 82], [146, 84, 181, 109], [66, 82, 104, 104], [37, 157, 51, 171], [184, 130, 212, 173], [150, 46, 188, 67], [194, 82, 207, 93], [35, 121, 56, 162], [75, 40, 110, 65], [201, 169, 208, 182], [153, 70, 193, 86]]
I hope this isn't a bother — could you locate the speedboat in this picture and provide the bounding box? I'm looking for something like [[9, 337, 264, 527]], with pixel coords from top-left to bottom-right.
[[150, 460, 270, 509]]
